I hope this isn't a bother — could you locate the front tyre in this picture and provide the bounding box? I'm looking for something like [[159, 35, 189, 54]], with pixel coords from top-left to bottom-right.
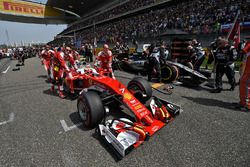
[[77, 91, 104, 128], [128, 77, 152, 103]]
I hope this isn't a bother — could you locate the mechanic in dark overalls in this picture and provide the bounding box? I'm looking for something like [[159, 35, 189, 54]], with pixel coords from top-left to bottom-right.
[[19, 50, 25, 66], [192, 39, 205, 71], [147, 42, 166, 82], [212, 39, 238, 93]]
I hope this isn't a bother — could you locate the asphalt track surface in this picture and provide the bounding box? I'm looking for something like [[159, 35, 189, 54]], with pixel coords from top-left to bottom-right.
[[0, 57, 249, 167]]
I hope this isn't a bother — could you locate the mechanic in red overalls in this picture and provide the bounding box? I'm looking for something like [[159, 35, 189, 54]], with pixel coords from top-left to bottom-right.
[[239, 42, 250, 111], [40, 45, 55, 80], [64, 47, 78, 70], [97, 44, 115, 79], [50, 47, 72, 98]]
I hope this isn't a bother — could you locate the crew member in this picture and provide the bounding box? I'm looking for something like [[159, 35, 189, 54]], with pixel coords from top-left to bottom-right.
[[40, 45, 55, 80], [239, 42, 250, 111], [212, 38, 238, 93], [192, 39, 205, 71], [85, 43, 93, 62], [113, 42, 123, 55], [122, 43, 130, 56], [159, 41, 168, 60], [97, 44, 115, 79], [132, 39, 139, 53], [147, 43, 162, 82], [64, 47, 78, 70], [19, 49, 25, 66], [50, 47, 72, 98], [206, 38, 221, 69]]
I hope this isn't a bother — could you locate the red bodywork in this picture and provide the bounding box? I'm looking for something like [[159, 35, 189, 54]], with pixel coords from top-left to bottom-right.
[[65, 68, 176, 149]]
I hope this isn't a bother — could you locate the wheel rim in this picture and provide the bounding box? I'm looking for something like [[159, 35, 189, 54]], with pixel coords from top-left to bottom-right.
[[78, 101, 89, 122], [162, 66, 172, 81]]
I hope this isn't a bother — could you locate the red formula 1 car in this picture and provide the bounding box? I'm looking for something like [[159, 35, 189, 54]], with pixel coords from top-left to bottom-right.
[[75, 68, 183, 158]]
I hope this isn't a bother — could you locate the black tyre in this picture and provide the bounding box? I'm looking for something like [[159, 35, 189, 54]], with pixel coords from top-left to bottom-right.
[[128, 77, 152, 103], [185, 62, 194, 70], [161, 64, 179, 83], [77, 91, 104, 128]]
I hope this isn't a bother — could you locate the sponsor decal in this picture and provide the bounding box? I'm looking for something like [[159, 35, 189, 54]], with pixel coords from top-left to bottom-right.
[[123, 92, 132, 100], [132, 102, 140, 107], [152, 126, 159, 132], [137, 108, 145, 113], [0, 0, 64, 17], [167, 104, 174, 109], [2, 1, 44, 16], [140, 111, 147, 117], [130, 99, 136, 104], [134, 104, 142, 110]]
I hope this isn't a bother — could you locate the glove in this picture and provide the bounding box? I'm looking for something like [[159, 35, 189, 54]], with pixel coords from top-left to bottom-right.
[[68, 72, 73, 79]]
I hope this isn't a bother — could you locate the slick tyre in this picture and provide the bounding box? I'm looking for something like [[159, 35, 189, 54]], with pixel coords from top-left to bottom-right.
[[77, 91, 104, 128], [161, 64, 179, 83], [128, 77, 152, 103], [186, 62, 194, 70]]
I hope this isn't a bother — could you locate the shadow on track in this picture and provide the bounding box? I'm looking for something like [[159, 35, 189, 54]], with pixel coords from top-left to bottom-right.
[[92, 130, 123, 162], [37, 75, 48, 79], [68, 110, 128, 161], [182, 96, 241, 111], [69, 104, 135, 161], [43, 89, 78, 101], [43, 89, 60, 98], [69, 111, 90, 131]]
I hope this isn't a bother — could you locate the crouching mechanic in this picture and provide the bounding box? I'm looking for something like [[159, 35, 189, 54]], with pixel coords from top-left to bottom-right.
[[40, 45, 55, 80], [50, 47, 73, 98], [96, 44, 115, 79], [239, 42, 250, 111]]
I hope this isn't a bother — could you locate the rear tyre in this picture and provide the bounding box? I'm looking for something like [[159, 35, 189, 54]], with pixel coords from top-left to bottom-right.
[[161, 64, 179, 83], [128, 77, 152, 103], [186, 62, 194, 70], [77, 91, 104, 128]]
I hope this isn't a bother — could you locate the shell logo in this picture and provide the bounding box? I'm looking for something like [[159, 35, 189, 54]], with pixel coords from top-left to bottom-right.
[[123, 92, 132, 100]]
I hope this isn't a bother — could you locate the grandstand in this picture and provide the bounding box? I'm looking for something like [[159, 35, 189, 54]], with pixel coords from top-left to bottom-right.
[[49, 0, 250, 46]]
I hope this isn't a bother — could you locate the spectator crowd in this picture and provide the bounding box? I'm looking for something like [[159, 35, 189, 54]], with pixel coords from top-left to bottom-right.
[[52, 0, 249, 46]]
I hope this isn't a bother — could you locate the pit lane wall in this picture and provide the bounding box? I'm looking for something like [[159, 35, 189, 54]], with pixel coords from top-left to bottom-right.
[[0, 0, 77, 24]]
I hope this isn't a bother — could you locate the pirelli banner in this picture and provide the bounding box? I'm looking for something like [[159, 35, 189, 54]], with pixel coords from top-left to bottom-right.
[[0, 0, 76, 24]]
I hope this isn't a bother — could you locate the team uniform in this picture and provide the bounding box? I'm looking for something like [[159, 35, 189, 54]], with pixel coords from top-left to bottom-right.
[[213, 45, 237, 92], [193, 43, 205, 71], [40, 49, 55, 80], [97, 48, 115, 79], [65, 51, 78, 70], [148, 47, 162, 82], [50, 49, 71, 98]]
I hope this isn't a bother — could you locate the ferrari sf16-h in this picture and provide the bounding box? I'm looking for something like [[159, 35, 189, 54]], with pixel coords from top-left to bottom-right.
[[74, 67, 183, 158]]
